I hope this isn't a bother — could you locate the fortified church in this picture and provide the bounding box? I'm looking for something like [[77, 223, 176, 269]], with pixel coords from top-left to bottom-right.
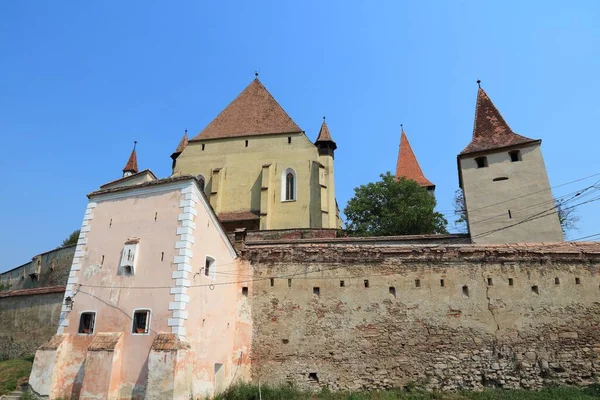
[[2, 77, 599, 399]]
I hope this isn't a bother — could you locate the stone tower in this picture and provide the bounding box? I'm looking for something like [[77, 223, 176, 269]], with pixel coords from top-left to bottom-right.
[[458, 83, 563, 244], [314, 117, 338, 229], [395, 126, 435, 194]]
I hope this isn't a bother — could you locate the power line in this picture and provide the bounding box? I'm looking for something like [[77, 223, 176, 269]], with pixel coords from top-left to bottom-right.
[[569, 233, 600, 242]]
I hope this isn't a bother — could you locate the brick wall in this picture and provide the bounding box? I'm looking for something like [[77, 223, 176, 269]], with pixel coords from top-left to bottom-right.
[[244, 241, 600, 391]]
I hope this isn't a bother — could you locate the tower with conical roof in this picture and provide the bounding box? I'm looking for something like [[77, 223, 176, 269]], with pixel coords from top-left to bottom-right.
[[171, 76, 341, 231], [458, 82, 563, 244], [123, 142, 139, 178], [395, 126, 435, 193]]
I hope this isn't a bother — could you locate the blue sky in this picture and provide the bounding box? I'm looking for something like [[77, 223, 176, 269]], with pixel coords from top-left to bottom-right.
[[1, 1, 599, 271]]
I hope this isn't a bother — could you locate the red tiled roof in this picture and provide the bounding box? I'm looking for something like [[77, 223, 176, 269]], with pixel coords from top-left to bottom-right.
[[395, 129, 434, 188], [172, 130, 189, 157], [123, 147, 139, 173], [316, 119, 333, 142], [191, 79, 302, 141], [459, 87, 538, 156], [218, 211, 260, 222], [0, 285, 65, 298]]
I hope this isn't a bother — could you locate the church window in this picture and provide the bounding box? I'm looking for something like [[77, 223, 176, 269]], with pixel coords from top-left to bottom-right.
[[204, 256, 216, 280], [281, 168, 297, 201], [475, 157, 488, 168], [509, 150, 521, 162], [78, 312, 96, 334], [132, 309, 151, 334]]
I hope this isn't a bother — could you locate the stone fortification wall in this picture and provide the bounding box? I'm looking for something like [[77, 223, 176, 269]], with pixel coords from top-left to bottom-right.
[[0, 287, 65, 359], [1, 245, 75, 291], [243, 241, 600, 391]]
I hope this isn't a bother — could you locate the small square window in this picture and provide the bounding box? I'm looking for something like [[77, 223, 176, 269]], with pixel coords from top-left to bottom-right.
[[313, 287, 320, 296], [340, 280, 345, 287], [440, 279, 445, 287], [389, 287, 396, 297], [415, 279, 421, 288], [78, 312, 96, 334], [132, 310, 150, 334], [509, 150, 521, 162], [575, 277, 581, 285], [364, 280, 369, 288], [508, 278, 514, 286], [242, 287, 248, 297], [475, 157, 488, 168], [487, 278, 493, 286], [555, 277, 560, 285]]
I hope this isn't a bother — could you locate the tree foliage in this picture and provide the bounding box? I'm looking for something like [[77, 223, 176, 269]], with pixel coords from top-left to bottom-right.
[[61, 230, 80, 247], [343, 172, 448, 236], [452, 189, 468, 233]]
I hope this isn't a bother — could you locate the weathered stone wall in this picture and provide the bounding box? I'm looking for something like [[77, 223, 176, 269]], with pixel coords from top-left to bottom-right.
[[0, 288, 65, 359], [244, 241, 600, 391], [1, 245, 75, 291]]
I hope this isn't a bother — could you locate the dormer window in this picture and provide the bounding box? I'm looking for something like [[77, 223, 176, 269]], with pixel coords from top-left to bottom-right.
[[509, 150, 521, 162], [119, 239, 139, 276], [475, 156, 488, 168]]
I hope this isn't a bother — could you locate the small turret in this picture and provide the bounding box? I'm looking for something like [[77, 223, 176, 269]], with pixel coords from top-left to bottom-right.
[[171, 130, 189, 171], [395, 125, 435, 193], [122, 141, 138, 178], [315, 117, 337, 158]]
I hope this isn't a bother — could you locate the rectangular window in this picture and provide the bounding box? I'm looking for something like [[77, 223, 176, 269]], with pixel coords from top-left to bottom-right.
[[509, 150, 521, 162], [415, 279, 421, 288], [78, 312, 96, 334], [132, 310, 150, 334], [119, 240, 139, 276], [205, 256, 216, 279], [475, 156, 488, 168]]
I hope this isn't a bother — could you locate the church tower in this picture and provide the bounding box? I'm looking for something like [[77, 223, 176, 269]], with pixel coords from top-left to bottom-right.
[[458, 82, 563, 244], [315, 117, 339, 229], [122, 142, 138, 178], [395, 126, 435, 194]]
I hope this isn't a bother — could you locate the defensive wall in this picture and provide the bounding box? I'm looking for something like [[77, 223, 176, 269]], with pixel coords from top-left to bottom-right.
[[0, 245, 74, 359], [242, 239, 600, 391]]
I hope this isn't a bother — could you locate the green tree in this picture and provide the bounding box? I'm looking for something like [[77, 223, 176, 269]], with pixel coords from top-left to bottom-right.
[[344, 172, 448, 236], [61, 230, 80, 247], [453, 189, 468, 233]]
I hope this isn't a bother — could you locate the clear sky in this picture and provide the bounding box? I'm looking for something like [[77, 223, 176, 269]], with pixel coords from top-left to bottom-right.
[[1, 1, 599, 271]]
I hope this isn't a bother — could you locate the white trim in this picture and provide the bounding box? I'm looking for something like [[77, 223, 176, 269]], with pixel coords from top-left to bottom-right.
[[131, 308, 152, 336], [281, 167, 298, 202], [90, 180, 193, 203]]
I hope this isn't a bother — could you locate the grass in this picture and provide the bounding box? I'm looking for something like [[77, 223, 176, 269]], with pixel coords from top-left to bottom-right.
[[0, 356, 33, 395], [213, 383, 600, 400]]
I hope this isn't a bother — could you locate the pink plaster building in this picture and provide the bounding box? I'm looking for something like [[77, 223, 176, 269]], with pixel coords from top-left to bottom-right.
[[29, 153, 252, 399]]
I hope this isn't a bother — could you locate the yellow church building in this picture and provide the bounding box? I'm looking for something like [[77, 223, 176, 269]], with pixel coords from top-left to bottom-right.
[[171, 76, 341, 231]]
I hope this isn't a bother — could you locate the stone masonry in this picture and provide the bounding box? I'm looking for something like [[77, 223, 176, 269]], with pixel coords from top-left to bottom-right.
[[243, 240, 600, 391]]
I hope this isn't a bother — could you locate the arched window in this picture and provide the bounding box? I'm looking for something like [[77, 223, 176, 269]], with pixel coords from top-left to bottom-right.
[[281, 168, 297, 201], [196, 174, 206, 191]]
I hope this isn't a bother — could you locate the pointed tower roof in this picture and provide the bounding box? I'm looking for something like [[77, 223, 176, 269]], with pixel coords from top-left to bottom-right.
[[171, 130, 189, 160], [395, 127, 434, 188], [191, 78, 302, 141], [315, 117, 337, 150], [459, 83, 539, 156], [123, 142, 138, 175]]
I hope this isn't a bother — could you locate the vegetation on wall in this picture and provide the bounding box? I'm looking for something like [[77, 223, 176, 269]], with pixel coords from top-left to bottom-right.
[[60, 229, 80, 247], [344, 173, 448, 236]]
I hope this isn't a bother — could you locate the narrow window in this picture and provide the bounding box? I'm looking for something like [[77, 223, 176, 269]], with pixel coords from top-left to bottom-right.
[[154, 212, 158, 222], [364, 279, 369, 288], [286, 173, 294, 200], [282, 168, 297, 201], [531, 285, 539, 295], [204, 256, 215, 278], [508, 209, 512, 219], [462, 285, 469, 297], [487, 278, 493, 286], [555, 277, 560, 285], [440, 279, 445, 287], [124, 265, 132, 276], [78, 312, 96, 334], [270, 278, 275, 287], [493, 177, 509, 182], [288, 137, 292, 144], [389, 287, 396, 297], [415, 279, 421, 288], [196, 175, 206, 191], [340, 280, 345, 287], [288, 278, 292, 287], [245, 140, 248, 147], [202, 144, 205, 151], [509, 150, 521, 162], [161, 252, 164, 262], [101, 255, 104, 265], [475, 156, 488, 168], [132, 310, 150, 334], [109, 218, 112, 228], [508, 278, 514, 286], [575, 277, 581, 285], [313, 287, 320, 296], [242, 287, 248, 297]]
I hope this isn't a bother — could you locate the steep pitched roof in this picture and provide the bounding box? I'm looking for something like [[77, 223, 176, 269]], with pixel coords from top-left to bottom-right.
[[460, 85, 538, 156], [316, 118, 333, 142], [191, 78, 302, 141], [395, 128, 434, 188], [122, 144, 138, 174], [171, 130, 189, 159]]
